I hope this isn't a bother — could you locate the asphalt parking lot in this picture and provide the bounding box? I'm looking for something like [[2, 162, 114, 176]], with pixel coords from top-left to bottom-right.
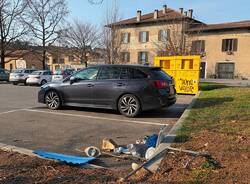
[[0, 83, 193, 166]]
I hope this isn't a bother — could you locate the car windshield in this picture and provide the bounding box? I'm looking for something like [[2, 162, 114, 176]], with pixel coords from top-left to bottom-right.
[[12, 69, 23, 73], [31, 71, 42, 75]]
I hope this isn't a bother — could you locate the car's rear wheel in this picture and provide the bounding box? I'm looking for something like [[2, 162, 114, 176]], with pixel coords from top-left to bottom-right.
[[13, 82, 18, 85], [118, 94, 141, 117], [45, 90, 61, 110]]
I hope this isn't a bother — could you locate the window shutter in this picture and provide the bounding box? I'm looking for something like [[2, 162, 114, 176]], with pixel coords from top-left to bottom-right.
[[138, 52, 141, 63], [121, 33, 124, 43], [128, 33, 130, 43], [191, 41, 195, 53], [201, 40, 205, 52], [158, 30, 161, 41], [127, 52, 130, 62], [167, 29, 170, 40], [146, 31, 149, 42], [222, 39, 226, 52], [145, 52, 148, 63], [139, 32, 141, 42], [233, 39, 238, 51]]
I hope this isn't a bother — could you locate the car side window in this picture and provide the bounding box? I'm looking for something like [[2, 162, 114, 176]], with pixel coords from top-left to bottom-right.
[[24, 70, 30, 74], [98, 67, 121, 80], [74, 68, 99, 80], [120, 68, 148, 79]]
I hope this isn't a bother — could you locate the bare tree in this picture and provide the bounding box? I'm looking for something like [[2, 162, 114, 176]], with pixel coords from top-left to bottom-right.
[[62, 20, 100, 67], [101, 0, 122, 64], [154, 17, 204, 56], [88, 0, 104, 4], [25, 0, 68, 69], [0, 0, 28, 69]]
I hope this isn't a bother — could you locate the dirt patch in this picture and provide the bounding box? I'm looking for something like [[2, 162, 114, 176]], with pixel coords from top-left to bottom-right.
[[0, 150, 128, 184], [129, 130, 250, 184]]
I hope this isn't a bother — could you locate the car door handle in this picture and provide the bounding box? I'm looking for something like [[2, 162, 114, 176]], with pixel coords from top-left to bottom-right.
[[117, 83, 125, 87], [87, 84, 94, 87]]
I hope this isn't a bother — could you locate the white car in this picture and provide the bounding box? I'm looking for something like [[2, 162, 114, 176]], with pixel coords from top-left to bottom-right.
[[52, 68, 75, 82], [9, 69, 37, 85], [26, 70, 52, 86]]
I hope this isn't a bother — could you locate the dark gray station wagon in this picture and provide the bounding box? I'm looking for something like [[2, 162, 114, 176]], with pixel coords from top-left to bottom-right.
[[38, 65, 176, 117]]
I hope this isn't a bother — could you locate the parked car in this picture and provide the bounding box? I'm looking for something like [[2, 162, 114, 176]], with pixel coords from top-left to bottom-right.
[[0, 68, 10, 82], [52, 68, 75, 82], [38, 65, 176, 117], [26, 70, 52, 86], [9, 69, 37, 85]]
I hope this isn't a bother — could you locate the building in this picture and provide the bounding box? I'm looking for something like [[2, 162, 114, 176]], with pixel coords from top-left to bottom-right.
[[111, 5, 250, 79], [3, 47, 105, 72]]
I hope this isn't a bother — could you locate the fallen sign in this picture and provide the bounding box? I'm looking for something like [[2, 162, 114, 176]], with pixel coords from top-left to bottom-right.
[[33, 150, 96, 165], [121, 144, 210, 182]]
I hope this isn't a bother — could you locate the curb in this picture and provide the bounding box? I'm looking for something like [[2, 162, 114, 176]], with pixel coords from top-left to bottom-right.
[[0, 143, 104, 169], [165, 91, 201, 145], [0, 143, 39, 157]]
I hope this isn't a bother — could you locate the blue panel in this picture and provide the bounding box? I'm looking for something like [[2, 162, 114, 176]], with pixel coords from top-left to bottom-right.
[[33, 150, 96, 165]]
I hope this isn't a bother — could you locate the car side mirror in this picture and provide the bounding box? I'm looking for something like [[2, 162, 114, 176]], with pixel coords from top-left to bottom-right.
[[70, 76, 76, 84]]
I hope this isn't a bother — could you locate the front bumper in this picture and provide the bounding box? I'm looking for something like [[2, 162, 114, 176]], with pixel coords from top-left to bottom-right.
[[38, 89, 46, 103]]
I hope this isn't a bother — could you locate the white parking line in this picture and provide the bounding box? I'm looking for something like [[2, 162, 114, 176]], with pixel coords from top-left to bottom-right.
[[0, 109, 24, 116], [23, 109, 168, 126]]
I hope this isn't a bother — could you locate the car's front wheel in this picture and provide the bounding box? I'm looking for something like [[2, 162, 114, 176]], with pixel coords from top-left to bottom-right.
[[45, 90, 61, 110], [118, 94, 141, 117]]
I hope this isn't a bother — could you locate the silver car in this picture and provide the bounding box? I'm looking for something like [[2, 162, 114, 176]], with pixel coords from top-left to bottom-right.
[[9, 69, 37, 85]]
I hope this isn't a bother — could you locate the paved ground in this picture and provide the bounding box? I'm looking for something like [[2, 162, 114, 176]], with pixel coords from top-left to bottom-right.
[[0, 83, 193, 167]]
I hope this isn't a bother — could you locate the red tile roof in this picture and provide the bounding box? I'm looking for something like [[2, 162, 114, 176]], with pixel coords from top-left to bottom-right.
[[110, 8, 202, 26], [188, 20, 250, 32]]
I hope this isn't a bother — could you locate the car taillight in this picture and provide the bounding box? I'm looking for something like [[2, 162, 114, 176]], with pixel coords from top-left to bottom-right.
[[154, 80, 169, 89]]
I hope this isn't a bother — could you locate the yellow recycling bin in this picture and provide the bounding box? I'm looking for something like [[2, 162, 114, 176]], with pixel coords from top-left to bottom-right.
[[154, 56, 200, 95]]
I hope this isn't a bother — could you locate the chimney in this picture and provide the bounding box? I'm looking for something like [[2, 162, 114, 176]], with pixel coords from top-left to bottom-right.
[[188, 9, 193, 18], [154, 9, 158, 19], [163, 5, 167, 14], [137, 10, 141, 22], [179, 8, 184, 14], [184, 11, 188, 17]]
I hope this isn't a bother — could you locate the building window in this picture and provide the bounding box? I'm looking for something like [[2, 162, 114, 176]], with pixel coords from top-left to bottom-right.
[[158, 30, 169, 42], [138, 52, 148, 64], [191, 40, 205, 54], [139, 31, 149, 43], [120, 52, 130, 63], [53, 58, 65, 64], [222, 39, 238, 52], [121, 32, 130, 44], [69, 55, 74, 62]]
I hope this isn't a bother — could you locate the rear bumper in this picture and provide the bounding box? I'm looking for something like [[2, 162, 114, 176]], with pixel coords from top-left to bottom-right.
[[141, 95, 176, 111]]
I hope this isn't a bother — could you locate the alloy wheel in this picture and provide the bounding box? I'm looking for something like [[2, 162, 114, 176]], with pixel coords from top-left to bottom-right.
[[45, 91, 60, 110], [119, 95, 140, 117]]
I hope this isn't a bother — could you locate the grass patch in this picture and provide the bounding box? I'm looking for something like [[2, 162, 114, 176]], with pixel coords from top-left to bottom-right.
[[177, 84, 250, 139], [199, 82, 227, 91]]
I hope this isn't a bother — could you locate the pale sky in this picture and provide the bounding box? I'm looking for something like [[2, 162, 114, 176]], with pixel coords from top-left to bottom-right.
[[67, 0, 250, 25]]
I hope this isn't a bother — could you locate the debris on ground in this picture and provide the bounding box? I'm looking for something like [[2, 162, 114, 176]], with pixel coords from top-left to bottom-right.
[[84, 146, 101, 158], [33, 150, 96, 165], [101, 138, 118, 151]]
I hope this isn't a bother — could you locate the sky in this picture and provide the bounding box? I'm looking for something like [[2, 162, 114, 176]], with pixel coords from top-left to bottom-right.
[[67, 0, 250, 25]]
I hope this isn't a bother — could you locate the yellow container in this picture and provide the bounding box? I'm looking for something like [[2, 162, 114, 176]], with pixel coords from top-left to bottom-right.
[[154, 56, 200, 95]]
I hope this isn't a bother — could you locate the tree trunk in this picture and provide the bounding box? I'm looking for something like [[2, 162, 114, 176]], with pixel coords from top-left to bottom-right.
[[0, 42, 5, 69], [0, 53, 4, 69]]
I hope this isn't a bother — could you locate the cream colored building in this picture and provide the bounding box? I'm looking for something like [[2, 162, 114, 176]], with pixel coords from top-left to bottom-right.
[[113, 5, 250, 79]]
